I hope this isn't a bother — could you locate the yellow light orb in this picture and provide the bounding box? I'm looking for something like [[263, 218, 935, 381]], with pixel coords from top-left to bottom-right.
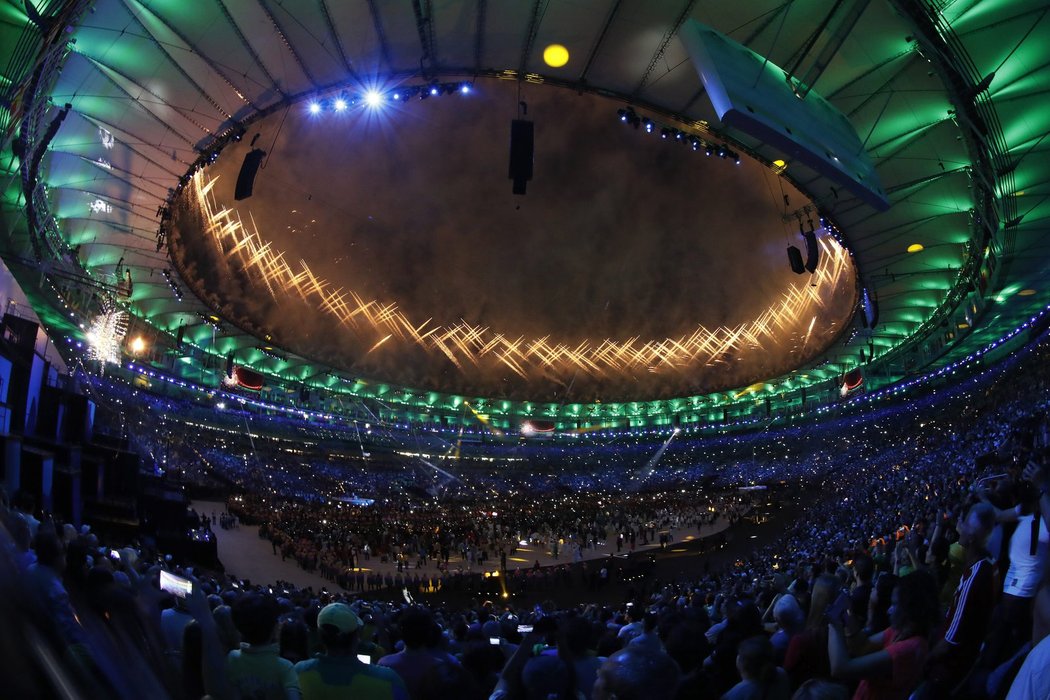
[[130, 336, 146, 354], [907, 243, 924, 253], [543, 44, 570, 68]]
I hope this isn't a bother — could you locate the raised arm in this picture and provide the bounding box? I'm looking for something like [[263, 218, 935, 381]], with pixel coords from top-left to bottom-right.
[[977, 490, 1019, 523], [1023, 460, 1050, 532], [184, 582, 231, 700], [827, 622, 893, 680]]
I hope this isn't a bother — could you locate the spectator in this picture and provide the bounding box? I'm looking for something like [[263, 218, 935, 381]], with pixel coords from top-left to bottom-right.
[[827, 569, 940, 700], [554, 616, 605, 700], [592, 645, 681, 700], [378, 607, 457, 700], [708, 598, 765, 695], [925, 503, 998, 697], [228, 593, 301, 699], [770, 594, 805, 665], [849, 556, 874, 625], [27, 532, 84, 647], [979, 472, 1048, 667], [279, 616, 311, 664], [862, 574, 897, 637], [628, 613, 663, 653], [785, 575, 839, 687], [295, 603, 408, 700], [722, 635, 791, 700], [617, 609, 644, 644], [521, 654, 575, 699], [160, 593, 195, 661]]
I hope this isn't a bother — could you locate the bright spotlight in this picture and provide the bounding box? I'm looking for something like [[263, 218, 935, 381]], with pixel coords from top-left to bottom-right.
[[460, 83, 471, 94], [543, 44, 570, 68], [429, 86, 439, 96], [308, 102, 321, 114], [364, 90, 383, 107], [334, 98, 347, 111], [129, 336, 146, 354]]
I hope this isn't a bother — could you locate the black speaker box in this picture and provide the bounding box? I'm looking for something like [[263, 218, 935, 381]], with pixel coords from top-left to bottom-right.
[[787, 246, 806, 274], [508, 119, 534, 195], [803, 231, 819, 273], [234, 148, 266, 200]]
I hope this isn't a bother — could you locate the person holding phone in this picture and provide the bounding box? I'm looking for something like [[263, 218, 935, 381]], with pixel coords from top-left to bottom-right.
[[827, 569, 940, 700], [159, 571, 195, 659], [295, 603, 408, 700]]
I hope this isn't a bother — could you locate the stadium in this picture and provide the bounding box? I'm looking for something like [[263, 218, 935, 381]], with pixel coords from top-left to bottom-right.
[[0, 1, 1048, 698]]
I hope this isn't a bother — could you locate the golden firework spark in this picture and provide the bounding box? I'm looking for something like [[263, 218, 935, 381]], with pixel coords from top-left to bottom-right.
[[191, 172, 854, 383], [366, 334, 393, 354]]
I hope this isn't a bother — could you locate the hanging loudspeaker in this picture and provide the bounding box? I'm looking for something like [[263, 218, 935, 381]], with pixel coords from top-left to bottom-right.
[[508, 119, 534, 195], [234, 149, 266, 200], [787, 246, 806, 274], [803, 231, 819, 273]]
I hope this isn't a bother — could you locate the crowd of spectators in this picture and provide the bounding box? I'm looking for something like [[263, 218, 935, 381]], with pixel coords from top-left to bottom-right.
[[2, 335, 1050, 699], [234, 486, 744, 590]]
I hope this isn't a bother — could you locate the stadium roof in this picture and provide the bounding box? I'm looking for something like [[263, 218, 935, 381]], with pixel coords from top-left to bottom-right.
[[1, 0, 1047, 429]]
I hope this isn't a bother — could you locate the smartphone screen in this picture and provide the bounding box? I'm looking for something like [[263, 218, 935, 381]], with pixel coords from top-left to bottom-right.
[[159, 570, 193, 598], [356, 654, 371, 664], [489, 637, 500, 645], [517, 625, 533, 634], [109, 549, 121, 560]]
